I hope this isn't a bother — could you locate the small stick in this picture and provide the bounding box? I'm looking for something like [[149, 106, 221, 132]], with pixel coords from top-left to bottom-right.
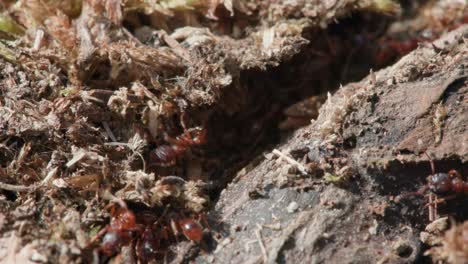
[[424, 152, 436, 175], [0, 181, 37, 192], [428, 193, 434, 222], [41, 167, 58, 186], [272, 149, 309, 175], [255, 227, 268, 263], [424, 151, 437, 221], [102, 122, 117, 142], [0, 168, 57, 192], [161, 32, 192, 63], [32, 28, 45, 51]]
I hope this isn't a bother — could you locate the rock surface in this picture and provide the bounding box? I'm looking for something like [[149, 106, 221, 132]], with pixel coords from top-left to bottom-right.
[[197, 25, 467, 264]]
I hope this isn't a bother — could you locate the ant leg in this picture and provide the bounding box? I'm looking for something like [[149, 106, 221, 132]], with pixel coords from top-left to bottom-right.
[[86, 225, 110, 247], [425, 194, 457, 207], [160, 226, 170, 242], [395, 185, 428, 202], [170, 219, 180, 243], [196, 213, 210, 229], [425, 194, 458, 221]]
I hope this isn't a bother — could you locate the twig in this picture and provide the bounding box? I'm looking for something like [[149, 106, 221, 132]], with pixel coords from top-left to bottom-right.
[[66, 149, 87, 168], [102, 122, 117, 142], [244, 239, 258, 253], [255, 226, 268, 263], [272, 149, 309, 175], [428, 193, 434, 222], [136, 152, 146, 172], [32, 28, 45, 51], [0, 181, 37, 192], [161, 32, 192, 63], [6, 229, 19, 263], [41, 167, 58, 186], [0, 167, 58, 192]]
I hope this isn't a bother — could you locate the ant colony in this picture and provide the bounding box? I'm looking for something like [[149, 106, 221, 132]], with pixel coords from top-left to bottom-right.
[[88, 200, 207, 262], [87, 126, 210, 262]]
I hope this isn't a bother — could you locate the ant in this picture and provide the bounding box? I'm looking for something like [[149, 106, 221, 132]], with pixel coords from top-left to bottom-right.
[[88, 200, 139, 256], [398, 153, 466, 221], [136, 214, 205, 262], [88, 200, 208, 262], [150, 127, 207, 166]]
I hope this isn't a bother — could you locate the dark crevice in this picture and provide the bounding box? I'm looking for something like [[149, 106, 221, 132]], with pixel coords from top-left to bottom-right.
[[374, 158, 467, 196], [201, 13, 407, 200], [371, 157, 468, 228]]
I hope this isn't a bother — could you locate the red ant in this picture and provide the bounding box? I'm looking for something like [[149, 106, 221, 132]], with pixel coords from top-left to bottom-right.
[[374, 37, 422, 66], [135, 216, 169, 262], [136, 214, 205, 262], [88, 201, 139, 256], [398, 153, 466, 221], [135, 212, 206, 262], [150, 127, 207, 166], [89, 200, 207, 262], [136, 225, 161, 261]]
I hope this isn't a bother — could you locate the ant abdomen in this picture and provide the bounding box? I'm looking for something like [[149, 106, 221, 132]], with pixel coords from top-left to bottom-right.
[[178, 218, 203, 242]]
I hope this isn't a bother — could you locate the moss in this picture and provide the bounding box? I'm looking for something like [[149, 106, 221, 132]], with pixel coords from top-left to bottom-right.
[[366, 0, 402, 16], [0, 13, 25, 36], [0, 41, 17, 62]]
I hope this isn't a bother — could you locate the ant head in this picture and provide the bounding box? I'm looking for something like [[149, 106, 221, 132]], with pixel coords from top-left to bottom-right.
[[118, 209, 137, 229], [194, 128, 207, 143], [107, 202, 136, 229]]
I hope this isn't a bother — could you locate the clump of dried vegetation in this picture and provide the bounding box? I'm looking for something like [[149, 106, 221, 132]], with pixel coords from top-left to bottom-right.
[[426, 220, 468, 264], [0, 0, 466, 263]]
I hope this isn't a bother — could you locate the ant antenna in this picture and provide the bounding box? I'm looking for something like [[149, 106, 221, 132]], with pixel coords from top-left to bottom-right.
[[424, 152, 435, 175], [395, 185, 428, 202]]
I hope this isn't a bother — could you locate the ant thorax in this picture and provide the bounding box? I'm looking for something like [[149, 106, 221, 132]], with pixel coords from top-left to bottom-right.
[[428, 173, 451, 195]]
